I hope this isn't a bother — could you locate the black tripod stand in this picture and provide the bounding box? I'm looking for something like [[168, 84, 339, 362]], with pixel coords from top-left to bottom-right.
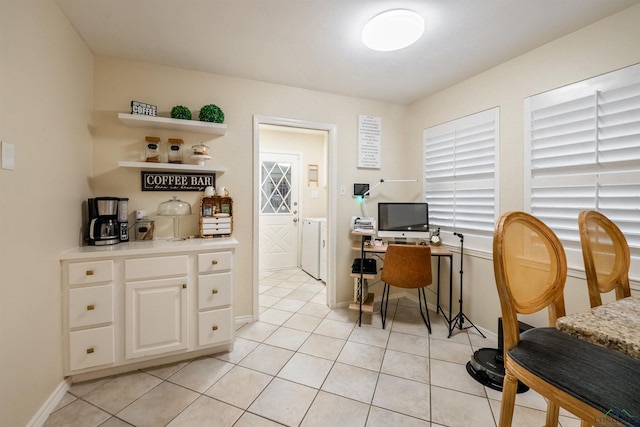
[[448, 232, 485, 338]]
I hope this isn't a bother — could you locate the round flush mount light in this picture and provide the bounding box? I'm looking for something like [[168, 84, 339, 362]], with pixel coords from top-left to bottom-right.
[[362, 9, 425, 52]]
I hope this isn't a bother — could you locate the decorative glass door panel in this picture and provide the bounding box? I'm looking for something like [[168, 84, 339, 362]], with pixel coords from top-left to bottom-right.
[[261, 161, 292, 214]]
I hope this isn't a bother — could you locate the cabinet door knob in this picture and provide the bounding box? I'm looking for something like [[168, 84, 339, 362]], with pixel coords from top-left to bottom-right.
[[212, 325, 219, 331], [86, 348, 95, 354], [182, 283, 187, 289], [87, 305, 95, 311], [86, 270, 94, 276], [211, 260, 218, 265], [212, 289, 219, 294]]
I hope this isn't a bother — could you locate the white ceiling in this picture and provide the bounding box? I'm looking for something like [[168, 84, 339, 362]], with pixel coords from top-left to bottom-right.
[[56, 0, 639, 105]]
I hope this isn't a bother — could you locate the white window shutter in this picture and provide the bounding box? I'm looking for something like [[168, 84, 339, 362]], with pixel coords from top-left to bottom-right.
[[424, 108, 498, 241], [525, 63, 640, 277]]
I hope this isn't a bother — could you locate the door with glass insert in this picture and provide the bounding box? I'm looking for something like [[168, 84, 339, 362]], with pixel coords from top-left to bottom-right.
[[259, 152, 300, 270]]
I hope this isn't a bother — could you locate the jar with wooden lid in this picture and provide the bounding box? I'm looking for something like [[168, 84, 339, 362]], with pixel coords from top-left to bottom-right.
[[168, 138, 184, 164], [145, 136, 161, 162]]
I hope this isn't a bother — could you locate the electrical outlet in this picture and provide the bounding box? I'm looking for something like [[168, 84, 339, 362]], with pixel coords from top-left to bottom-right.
[[1, 141, 15, 170]]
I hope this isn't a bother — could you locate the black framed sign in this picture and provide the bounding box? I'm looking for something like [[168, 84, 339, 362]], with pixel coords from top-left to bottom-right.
[[141, 171, 215, 191]]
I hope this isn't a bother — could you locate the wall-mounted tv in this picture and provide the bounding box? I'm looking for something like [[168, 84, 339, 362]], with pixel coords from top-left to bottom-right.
[[377, 202, 429, 239]]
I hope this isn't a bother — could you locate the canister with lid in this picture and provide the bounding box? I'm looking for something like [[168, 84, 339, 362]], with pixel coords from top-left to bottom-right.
[[145, 136, 161, 162], [168, 138, 184, 163]]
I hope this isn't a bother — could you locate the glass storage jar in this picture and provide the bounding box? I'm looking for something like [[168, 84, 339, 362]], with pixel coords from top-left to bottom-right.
[[145, 136, 161, 162], [168, 138, 184, 163]]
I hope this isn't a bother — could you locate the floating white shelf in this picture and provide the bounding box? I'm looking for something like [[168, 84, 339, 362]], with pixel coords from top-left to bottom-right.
[[118, 113, 227, 136], [118, 161, 227, 173]]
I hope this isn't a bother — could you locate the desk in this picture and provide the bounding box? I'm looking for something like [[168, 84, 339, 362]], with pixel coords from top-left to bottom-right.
[[556, 295, 640, 360], [349, 238, 454, 332]]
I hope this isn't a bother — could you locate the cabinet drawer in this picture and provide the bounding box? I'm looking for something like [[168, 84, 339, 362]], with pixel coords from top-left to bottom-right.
[[69, 325, 114, 371], [198, 251, 232, 273], [198, 308, 232, 347], [68, 260, 113, 285], [125, 255, 188, 281], [198, 273, 232, 310], [69, 284, 113, 328]]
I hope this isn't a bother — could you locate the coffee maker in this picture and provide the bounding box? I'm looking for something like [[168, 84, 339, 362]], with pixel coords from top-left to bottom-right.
[[88, 197, 120, 246]]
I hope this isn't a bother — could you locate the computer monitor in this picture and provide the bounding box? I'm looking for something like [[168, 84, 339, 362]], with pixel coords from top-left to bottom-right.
[[377, 202, 429, 239]]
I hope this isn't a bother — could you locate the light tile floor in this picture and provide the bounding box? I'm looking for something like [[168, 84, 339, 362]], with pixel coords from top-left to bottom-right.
[[44, 268, 582, 427]]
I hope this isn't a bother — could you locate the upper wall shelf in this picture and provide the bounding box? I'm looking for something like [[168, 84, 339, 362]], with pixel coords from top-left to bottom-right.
[[118, 161, 227, 173], [118, 113, 227, 136]]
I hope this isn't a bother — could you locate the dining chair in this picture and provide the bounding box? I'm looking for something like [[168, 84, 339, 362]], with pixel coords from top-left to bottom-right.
[[578, 210, 631, 308], [380, 244, 432, 332], [493, 211, 640, 427]]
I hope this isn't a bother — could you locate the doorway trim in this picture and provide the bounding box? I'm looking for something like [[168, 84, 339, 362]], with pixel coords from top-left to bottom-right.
[[253, 115, 337, 320]]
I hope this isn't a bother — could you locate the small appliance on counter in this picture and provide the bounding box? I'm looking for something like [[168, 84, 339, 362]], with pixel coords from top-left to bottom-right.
[[87, 197, 120, 246]]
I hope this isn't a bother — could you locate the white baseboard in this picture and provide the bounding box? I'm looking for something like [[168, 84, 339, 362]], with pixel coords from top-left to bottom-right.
[[27, 378, 70, 427]]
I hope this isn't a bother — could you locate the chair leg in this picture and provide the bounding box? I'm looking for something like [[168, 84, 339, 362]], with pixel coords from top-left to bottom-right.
[[381, 283, 390, 329], [545, 401, 560, 427], [498, 370, 518, 427], [418, 287, 432, 334]]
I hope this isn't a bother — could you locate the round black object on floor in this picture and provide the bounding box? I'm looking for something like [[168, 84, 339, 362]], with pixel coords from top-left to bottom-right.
[[466, 348, 529, 393]]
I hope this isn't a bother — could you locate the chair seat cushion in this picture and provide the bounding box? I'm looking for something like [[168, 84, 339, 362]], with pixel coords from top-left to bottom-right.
[[508, 327, 640, 424]]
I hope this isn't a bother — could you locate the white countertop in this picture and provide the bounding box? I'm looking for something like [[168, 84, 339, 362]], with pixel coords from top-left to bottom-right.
[[60, 237, 239, 260]]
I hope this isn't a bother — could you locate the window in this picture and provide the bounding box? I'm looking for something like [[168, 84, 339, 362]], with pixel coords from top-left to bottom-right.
[[525, 63, 640, 279], [423, 108, 499, 249]]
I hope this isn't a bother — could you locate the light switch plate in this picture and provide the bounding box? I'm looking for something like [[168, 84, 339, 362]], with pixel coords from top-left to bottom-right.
[[1, 141, 15, 170]]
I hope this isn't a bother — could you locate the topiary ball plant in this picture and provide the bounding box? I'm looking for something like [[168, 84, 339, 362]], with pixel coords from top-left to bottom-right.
[[170, 105, 192, 120], [199, 104, 224, 123]]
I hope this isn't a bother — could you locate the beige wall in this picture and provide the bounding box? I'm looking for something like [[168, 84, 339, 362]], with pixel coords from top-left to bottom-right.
[[406, 3, 640, 331], [0, 1, 94, 426]]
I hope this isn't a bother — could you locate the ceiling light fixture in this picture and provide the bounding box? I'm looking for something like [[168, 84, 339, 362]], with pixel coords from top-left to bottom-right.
[[362, 9, 424, 52]]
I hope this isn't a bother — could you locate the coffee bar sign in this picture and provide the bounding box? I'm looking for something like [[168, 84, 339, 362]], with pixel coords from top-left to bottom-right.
[[141, 172, 215, 191]]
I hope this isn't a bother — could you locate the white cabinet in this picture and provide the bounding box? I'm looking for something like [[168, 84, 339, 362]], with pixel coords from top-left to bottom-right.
[[61, 239, 238, 379], [125, 277, 189, 359]]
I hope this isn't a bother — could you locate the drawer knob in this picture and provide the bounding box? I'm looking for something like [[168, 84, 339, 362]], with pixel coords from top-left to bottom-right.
[[87, 305, 95, 311], [211, 260, 218, 265], [212, 325, 219, 331], [212, 289, 219, 294], [86, 270, 94, 276], [86, 348, 95, 354]]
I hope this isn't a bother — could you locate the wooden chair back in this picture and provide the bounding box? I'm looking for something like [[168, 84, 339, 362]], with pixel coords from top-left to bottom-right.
[[493, 211, 567, 352], [578, 210, 631, 308], [380, 245, 432, 289]]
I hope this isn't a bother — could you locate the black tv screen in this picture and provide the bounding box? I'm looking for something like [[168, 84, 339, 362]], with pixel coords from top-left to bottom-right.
[[377, 202, 429, 239]]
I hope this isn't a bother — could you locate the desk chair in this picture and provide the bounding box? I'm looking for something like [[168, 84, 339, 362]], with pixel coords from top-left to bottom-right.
[[578, 210, 631, 308], [380, 244, 432, 332], [493, 211, 640, 427]]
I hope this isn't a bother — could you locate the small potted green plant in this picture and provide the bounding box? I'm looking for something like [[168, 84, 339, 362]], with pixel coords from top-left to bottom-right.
[[170, 105, 192, 120], [199, 104, 224, 123]]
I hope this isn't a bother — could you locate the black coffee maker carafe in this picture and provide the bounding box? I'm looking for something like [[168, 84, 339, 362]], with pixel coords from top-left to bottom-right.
[[88, 197, 120, 246]]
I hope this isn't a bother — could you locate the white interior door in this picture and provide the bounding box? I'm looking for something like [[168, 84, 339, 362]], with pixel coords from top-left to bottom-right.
[[259, 152, 300, 270]]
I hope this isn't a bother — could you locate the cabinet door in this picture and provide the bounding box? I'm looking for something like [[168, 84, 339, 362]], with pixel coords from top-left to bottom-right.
[[125, 278, 188, 359]]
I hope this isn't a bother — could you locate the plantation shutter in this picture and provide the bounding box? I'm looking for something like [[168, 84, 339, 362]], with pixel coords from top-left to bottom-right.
[[525, 63, 640, 274], [423, 108, 498, 238]]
